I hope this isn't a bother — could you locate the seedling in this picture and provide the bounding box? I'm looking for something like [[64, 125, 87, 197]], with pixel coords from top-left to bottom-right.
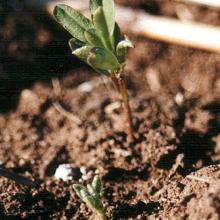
[[73, 175, 106, 220], [54, 0, 134, 139]]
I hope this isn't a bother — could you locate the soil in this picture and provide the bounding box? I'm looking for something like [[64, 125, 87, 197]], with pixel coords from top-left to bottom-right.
[[0, 0, 220, 219]]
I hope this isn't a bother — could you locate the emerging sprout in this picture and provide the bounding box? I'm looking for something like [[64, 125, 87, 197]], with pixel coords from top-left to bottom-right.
[[73, 175, 106, 220], [54, 0, 134, 139]]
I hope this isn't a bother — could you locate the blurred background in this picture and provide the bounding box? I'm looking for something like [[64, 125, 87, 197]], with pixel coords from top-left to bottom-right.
[[0, 0, 220, 112]]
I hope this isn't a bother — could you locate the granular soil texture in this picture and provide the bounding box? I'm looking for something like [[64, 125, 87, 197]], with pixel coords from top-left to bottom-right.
[[0, 0, 220, 219]]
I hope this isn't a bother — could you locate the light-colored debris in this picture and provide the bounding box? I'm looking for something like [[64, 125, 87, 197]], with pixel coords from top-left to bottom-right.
[[104, 102, 121, 115], [53, 102, 82, 125], [80, 167, 94, 181], [146, 67, 161, 92], [52, 78, 82, 125], [77, 81, 95, 93], [175, 92, 184, 106], [186, 175, 212, 184], [113, 148, 131, 157], [54, 164, 80, 181]]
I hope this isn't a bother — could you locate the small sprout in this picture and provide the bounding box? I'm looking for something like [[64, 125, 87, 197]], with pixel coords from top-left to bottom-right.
[[73, 175, 106, 220], [54, 0, 134, 140]]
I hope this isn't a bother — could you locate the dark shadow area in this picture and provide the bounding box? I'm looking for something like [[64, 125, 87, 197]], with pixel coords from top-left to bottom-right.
[[0, 202, 5, 219], [7, 189, 69, 219], [104, 165, 150, 181], [157, 100, 220, 174], [203, 101, 220, 137], [0, 1, 84, 112], [113, 201, 160, 219]]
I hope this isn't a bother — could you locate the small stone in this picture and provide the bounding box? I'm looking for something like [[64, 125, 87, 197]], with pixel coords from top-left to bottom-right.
[[175, 92, 184, 106], [54, 164, 81, 181]]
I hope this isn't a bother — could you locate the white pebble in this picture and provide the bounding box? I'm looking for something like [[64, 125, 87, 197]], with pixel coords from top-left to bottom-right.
[[54, 164, 74, 181], [175, 92, 184, 105]]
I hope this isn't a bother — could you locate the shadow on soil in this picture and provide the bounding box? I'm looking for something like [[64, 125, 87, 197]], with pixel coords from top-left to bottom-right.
[[156, 100, 220, 174], [113, 201, 160, 219], [0, 1, 82, 113]]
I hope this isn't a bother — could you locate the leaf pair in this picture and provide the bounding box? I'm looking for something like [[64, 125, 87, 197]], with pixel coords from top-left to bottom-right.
[[73, 176, 105, 219]]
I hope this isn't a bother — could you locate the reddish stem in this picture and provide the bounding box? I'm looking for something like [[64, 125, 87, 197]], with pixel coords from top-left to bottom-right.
[[111, 73, 134, 141]]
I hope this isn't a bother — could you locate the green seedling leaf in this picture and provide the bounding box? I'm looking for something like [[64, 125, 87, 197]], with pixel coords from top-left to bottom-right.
[[102, 0, 115, 35], [88, 47, 120, 72], [92, 175, 102, 195], [93, 7, 114, 50], [87, 184, 96, 196], [73, 176, 106, 220], [73, 184, 88, 199], [84, 28, 103, 47], [79, 189, 97, 208], [69, 38, 85, 52], [73, 184, 99, 211], [116, 36, 134, 63], [72, 46, 109, 75], [90, 0, 102, 15], [72, 45, 93, 62], [77, 187, 103, 214], [54, 4, 93, 42]]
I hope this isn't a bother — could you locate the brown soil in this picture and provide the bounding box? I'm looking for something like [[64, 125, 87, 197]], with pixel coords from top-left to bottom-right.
[[0, 0, 220, 219]]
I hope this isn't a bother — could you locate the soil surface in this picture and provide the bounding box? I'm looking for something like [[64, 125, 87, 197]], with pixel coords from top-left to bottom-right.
[[0, 0, 220, 219]]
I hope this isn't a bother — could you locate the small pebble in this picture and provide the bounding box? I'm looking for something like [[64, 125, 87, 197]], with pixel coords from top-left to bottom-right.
[[54, 164, 81, 181], [175, 92, 184, 106]]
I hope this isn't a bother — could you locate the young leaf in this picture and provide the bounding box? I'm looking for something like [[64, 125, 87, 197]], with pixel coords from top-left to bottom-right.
[[73, 184, 88, 199], [87, 47, 120, 71], [87, 184, 96, 196], [72, 45, 93, 62], [116, 36, 134, 63], [72, 46, 109, 75], [73, 184, 98, 211], [84, 28, 103, 47], [102, 0, 115, 35], [80, 189, 97, 209], [92, 175, 102, 195], [73, 176, 106, 219], [93, 7, 114, 50], [69, 38, 85, 52], [54, 4, 93, 42], [90, 0, 102, 15]]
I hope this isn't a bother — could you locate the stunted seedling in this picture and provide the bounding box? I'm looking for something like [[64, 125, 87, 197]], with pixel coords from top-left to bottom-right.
[[54, 0, 134, 140], [73, 175, 106, 220]]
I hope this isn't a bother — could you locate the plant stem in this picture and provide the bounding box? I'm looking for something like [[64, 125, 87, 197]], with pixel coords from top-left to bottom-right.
[[111, 72, 134, 141]]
